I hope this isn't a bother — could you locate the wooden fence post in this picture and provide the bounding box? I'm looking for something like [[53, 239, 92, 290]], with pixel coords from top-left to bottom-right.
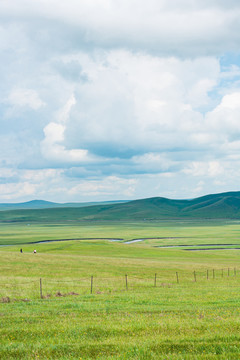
[[40, 278, 43, 299], [91, 276, 93, 294], [213, 269, 215, 279], [194, 271, 196, 282], [125, 274, 128, 291], [154, 273, 157, 287], [176, 272, 179, 284], [234, 268, 236, 276], [207, 269, 209, 280]]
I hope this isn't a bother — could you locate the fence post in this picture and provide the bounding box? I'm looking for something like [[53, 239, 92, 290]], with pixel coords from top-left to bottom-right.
[[222, 269, 223, 278], [176, 272, 179, 284], [194, 271, 196, 282], [207, 269, 209, 280], [234, 268, 236, 276], [154, 273, 157, 287], [213, 269, 215, 279], [40, 278, 43, 299], [125, 274, 128, 291], [91, 276, 93, 294]]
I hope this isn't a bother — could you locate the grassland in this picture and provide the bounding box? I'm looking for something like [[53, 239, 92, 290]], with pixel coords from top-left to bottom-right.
[[1, 220, 240, 359]]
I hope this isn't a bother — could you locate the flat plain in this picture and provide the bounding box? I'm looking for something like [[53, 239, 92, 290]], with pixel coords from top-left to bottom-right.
[[1, 219, 240, 359]]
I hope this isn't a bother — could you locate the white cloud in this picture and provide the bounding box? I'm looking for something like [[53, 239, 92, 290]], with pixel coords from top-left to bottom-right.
[[0, 182, 36, 200], [55, 94, 76, 124], [0, 167, 64, 201], [22, 169, 61, 182], [205, 92, 240, 135], [62, 51, 220, 157], [132, 153, 175, 173], [68, 176, 137, 198], [0, 168, 16, 178], [1, 1, 240, 56], [41, 95, 91, 164], [7, 88, 45, 110], [43, 122, 65, 144], [1, 1, 240, 201], [183, 161, 224, 177], [218, 92, 240, 110]]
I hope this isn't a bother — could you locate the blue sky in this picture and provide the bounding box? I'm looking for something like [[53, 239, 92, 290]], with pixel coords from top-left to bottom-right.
[[1, 0, 240, 202]]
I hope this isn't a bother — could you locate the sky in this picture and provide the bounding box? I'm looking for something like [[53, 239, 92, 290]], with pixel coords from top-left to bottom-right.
[[1, 0, 240, 203]]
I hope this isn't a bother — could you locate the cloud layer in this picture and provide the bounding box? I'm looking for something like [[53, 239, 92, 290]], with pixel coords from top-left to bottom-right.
[[1, 0, 240, 201]]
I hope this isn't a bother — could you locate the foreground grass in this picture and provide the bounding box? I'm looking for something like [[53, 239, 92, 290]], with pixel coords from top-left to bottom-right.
[[1, 221, 240, 359], [1, 283, 240, 359]]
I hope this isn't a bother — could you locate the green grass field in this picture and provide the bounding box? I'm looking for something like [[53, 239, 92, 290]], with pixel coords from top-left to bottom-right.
[[1, 220, 240, 359]]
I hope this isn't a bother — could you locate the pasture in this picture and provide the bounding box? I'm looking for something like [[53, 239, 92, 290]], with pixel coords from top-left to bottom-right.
[[1, 220, 240, 359]]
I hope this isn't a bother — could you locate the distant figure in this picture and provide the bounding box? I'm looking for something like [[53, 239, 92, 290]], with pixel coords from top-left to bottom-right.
[[33, 249, 37, 254], [20, 248, 22, 253]]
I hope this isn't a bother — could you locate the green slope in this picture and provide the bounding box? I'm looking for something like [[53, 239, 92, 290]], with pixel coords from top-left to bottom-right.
[[183, 196, 240, 218], [1, 191, 240, 223]]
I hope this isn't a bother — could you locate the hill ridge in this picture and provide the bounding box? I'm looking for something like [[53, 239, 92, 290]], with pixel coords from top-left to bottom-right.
[[0, 191, 240, 222]]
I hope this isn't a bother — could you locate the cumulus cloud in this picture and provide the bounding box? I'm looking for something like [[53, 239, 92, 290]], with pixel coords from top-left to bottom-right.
[[183, 161, 224, 177], [0, 1, 240, 201], [62, 52, 220, 153], [41, 95, 93, 164], [1, 0, 240, 57]]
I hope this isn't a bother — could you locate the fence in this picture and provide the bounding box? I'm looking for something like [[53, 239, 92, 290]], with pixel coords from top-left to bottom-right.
[[0, 267, 239, 301]]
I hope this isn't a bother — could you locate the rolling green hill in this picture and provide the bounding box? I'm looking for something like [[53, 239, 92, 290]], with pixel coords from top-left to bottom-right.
[[1, 191, 240, 223]]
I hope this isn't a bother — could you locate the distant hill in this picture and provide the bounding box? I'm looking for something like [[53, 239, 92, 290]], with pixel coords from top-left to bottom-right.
[[0, 199, 128, 211], [0, 200, 58, 210], [1, 191, 240, 222]]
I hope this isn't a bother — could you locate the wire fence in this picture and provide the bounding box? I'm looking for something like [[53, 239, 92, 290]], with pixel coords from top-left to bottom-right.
[[0, 267, 239, 301]]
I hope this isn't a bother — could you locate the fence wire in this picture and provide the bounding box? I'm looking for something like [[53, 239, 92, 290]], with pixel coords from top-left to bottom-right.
[[0, 268, 239, 301]]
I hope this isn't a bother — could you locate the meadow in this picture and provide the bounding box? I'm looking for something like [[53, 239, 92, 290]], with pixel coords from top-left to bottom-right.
[[1, 220, 240, 359]]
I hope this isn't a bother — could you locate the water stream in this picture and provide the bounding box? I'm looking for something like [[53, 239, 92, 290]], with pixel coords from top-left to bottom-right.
[[1, 237, 240, 250]]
